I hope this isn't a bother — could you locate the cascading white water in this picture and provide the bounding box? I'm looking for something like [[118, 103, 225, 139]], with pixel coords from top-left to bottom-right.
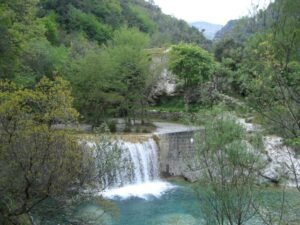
[[95, 138, 174, 199], [111, 139, 160, 186]]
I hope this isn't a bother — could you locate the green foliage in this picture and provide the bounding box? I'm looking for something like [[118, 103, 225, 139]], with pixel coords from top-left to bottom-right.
[[237, 0, 300, 139], [212, 0, 300, 142], [193, 114, 264, 225], [19, 38, 69, 84], [0, 0, 43, 79], [214, 38, 243, 66], [89, 0, 122, 27], [109, 27, 151, 120], [68, 27, 151, 126], [112, 26, 150, 48], [0, 77, 81, 223], [213, 38, 245, 95], [168, 43, 215, 111], [169, 43, 214, 87], [70, 46, 124, 125], [38, 0, 209, 47], [128, 5, 156, 33], [152, 96, 186, 112], [41, 11, 60, 45], [67, 6, 113, 44], [0, 0, 209, 122]]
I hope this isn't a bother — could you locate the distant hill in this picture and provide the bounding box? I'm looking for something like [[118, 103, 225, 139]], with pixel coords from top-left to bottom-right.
[[214, 20, 238, 40], [214, 2, 276, 43], [38, 0, 210, 48], [190, 21, 223, 40], [214, 18, 259, 43]]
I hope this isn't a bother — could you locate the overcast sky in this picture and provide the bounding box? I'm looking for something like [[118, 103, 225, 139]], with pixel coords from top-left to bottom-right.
[[152, 0, 271, 25]]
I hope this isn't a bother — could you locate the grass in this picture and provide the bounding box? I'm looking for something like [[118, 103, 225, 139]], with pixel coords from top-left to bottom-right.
[[148, 95, 205, 113]]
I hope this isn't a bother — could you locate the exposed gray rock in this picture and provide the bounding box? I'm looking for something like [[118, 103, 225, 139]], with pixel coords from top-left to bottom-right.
[[261, 136, 300, 186], [151, 69, 177, 97], [149, 50, 177, 102]]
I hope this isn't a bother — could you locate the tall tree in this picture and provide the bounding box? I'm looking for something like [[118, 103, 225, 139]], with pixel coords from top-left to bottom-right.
[[0, 77, 81, 224], [70, 45, 124, 126], [0, 0, 42, 79], [69, 27, 151, 127], [193, 114, 264, 225], [168, 43, 214, 111], [108, 27, 151, 124], [239, 0, 300, 141]]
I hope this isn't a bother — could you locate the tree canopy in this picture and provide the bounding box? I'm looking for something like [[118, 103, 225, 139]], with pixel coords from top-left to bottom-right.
[[168, 43, 214, 87], [0, 77, 81, 224]]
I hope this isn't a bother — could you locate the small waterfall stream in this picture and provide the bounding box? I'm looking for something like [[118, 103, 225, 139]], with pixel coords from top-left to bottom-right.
[[124, 139, 160, 184], [95, 137, 174, 199], [101, 139, 160, 188]]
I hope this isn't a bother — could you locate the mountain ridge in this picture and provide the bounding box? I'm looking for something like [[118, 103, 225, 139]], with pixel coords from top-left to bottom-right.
[[190, 21, 223, 40]]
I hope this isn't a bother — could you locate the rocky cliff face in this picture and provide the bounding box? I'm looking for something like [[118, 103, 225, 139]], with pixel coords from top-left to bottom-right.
[[148, 49, 177, 103]]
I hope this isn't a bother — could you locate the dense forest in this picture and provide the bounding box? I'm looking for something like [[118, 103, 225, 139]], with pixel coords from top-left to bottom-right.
[[0, 0, 210, 125], [213, 0, 299, 141], [0, 0, 299, 224]]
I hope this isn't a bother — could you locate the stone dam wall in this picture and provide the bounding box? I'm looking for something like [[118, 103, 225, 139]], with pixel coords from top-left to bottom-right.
[[155, 130, 202, 182]]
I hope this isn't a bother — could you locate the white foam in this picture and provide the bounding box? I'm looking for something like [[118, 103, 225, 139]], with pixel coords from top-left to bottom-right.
[[101, 181, 176, 200]]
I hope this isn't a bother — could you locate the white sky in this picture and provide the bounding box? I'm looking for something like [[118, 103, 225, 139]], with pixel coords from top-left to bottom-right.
[[152, 0, 272, 25]]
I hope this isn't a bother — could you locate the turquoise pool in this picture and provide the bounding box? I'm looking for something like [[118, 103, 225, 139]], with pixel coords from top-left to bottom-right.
[[32, 180, 300, 225]]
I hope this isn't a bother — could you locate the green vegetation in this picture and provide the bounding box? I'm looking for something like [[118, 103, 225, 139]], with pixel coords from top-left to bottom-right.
[[0, 1, 210, 223], [193, 114, 264, 225], [69, 27, 151, 126], [213, 0, 300, 144], [168, 43, 215, 111], [0, 78, 124, 224], [0, 0, 210, 127], [0, 77, 81, 224], [0, 0, 299, 224], [169, 44, 214, 88]]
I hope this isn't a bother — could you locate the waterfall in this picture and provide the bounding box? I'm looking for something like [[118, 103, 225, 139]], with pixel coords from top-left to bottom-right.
[[91, 137, 174, 199], [101, 138, 160, 188]]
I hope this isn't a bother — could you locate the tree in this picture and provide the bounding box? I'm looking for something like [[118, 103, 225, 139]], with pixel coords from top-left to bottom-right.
[[127, 5, 156, 33], [168, 43, 214, 111], [109, 27, 151, 124], [0, 77, 81, 224], [193, 113, 264, 225], [0, 0, 42, 79], [68, 27, 151, 127], [19, 38, 69, 85], [239, 0, 300, 141], [67, 6, 113, 44], [69, 45, 124, 127]]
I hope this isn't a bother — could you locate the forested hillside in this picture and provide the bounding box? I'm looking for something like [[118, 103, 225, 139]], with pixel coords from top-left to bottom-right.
[[0, 0, 210, 125], [0, 0, 298, 139], [37, 0, 210, 46], [215, 0, 299, 42], [213, 0, 299, 143]]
